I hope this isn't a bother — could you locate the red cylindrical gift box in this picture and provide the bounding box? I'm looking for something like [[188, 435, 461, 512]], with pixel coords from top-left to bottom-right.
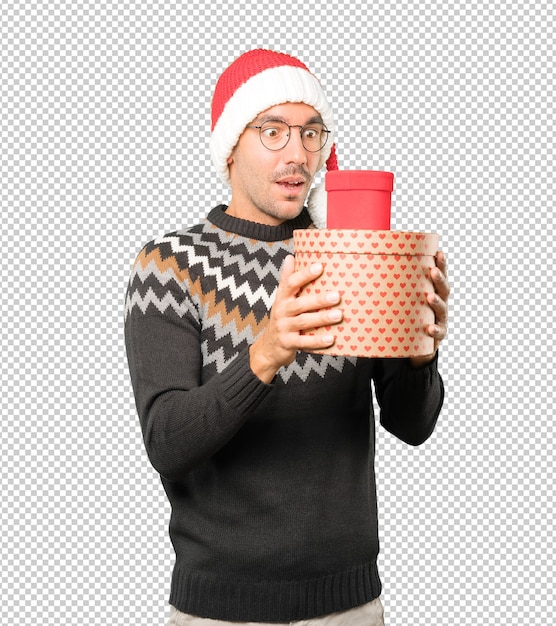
[[325, 170, 394, 229]]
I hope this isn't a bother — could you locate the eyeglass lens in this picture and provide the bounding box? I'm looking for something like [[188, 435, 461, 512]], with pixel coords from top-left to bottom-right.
[[258, 121, 328, 152]]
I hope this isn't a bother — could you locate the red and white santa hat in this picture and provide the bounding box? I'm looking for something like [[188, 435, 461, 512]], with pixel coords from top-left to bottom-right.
[[210, 49, 338, 193]]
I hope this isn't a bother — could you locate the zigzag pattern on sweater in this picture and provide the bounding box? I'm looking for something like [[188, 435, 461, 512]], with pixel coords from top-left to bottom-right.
[[125, 218, 356, 383]]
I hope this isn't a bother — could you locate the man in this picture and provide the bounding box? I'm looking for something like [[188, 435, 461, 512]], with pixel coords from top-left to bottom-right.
[[125, 49, 450, 626]]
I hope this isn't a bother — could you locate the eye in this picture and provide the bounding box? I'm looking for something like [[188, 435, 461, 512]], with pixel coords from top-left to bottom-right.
[[260, 123, 287, 139], [303, 127, 320, 139], [262, 127, 279, 138]]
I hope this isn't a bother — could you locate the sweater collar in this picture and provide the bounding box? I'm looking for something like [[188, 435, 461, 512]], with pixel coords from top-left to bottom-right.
[[207, 205, 313, 242]]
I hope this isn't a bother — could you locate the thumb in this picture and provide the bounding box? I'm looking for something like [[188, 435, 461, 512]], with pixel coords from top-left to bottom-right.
[[275, 254, 297, 299], [280, 254, 296, 280]]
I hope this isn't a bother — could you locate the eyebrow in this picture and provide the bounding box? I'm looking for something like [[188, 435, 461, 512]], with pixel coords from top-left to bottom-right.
[[254, 114, 324, 125]]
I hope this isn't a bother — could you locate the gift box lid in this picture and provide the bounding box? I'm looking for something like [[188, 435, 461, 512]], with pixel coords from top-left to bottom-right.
[[325, 170, 394, 192], [293, 229, 439, 256]]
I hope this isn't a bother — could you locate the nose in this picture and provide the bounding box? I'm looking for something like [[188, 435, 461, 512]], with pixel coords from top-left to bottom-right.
[[282, 127, 308, 164]]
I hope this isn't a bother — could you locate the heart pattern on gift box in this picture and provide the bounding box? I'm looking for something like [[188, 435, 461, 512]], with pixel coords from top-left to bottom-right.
[[293, 229, 439, 358]]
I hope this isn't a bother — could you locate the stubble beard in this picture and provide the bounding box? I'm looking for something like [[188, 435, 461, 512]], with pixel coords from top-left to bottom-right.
[[258, 190, 309, 223], [230, 161, 315, 224], [261, 165, 312, 221]]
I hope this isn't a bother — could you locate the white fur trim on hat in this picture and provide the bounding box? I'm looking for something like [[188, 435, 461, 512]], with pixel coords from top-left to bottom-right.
[[210, 65, 334, 185], [307, 182, 328, 229]]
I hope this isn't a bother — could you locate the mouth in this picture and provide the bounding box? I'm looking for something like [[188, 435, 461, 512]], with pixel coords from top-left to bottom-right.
[[276, 177, 307, 191]]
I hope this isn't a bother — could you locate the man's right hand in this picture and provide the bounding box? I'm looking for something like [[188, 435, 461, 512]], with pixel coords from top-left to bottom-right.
[[249, 254, 343, 383]]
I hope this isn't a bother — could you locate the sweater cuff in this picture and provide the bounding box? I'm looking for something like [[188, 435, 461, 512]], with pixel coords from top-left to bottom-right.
[[221, 348, 274, 415], [401, 351, 440, 389]]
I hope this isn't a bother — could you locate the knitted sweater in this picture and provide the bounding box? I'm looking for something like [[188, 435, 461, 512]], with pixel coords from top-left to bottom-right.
[[124, 205, 444, 622]]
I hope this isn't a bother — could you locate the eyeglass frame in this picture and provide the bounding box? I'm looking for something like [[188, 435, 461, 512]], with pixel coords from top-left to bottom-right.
[[245, 120, 331, 152]]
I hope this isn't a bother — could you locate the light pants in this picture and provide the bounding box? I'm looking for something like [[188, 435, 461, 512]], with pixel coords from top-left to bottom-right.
[[166, 597, 385, 626]]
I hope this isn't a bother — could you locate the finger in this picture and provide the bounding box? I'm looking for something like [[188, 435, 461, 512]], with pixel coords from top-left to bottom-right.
[[296, 332, 337, 351], [278, 255, 325, 297], [424, 252, 450, 347], [287, 288, 342, 318], [276, 254, 296, 291], [426, 291, 448, 326], [435, 250, 448, 277], [430, 266, 451, 302], [294, 306, 344, 331], [425, 322, 448, 343]]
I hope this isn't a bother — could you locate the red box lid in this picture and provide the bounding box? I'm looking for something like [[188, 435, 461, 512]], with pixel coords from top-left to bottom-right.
[[325, 170, 394, 192]]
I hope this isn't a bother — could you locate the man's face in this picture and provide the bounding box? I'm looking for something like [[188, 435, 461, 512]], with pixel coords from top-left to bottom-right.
[[226, 102, 324, 225]]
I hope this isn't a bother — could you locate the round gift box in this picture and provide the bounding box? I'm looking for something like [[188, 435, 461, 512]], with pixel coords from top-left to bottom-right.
[[293, 229, 439, 358], [326, 170, 394, 229]]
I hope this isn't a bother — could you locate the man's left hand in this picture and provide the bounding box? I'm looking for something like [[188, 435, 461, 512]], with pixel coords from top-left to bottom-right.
[[409, 250, 451, 368]]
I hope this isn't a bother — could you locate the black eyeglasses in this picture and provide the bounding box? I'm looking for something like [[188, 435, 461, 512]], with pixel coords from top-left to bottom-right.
[[246, 120, 330, 152]]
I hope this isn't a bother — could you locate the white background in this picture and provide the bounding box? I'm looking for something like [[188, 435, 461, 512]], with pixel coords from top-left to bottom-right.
[[1, 1, 553, 624]]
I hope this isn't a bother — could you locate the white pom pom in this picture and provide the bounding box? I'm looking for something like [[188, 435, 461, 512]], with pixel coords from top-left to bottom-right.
[[307, 183, 327, 229]]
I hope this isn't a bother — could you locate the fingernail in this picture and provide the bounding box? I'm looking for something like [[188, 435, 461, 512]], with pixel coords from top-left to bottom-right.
[[310, 263, 323, 275], [322, 334, 334, 344], [328, 309, 342, 322], [325, 291, 340, 303]]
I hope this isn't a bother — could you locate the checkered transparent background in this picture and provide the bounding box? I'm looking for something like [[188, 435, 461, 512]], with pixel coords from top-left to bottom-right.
[[1, 1, 553, 624]]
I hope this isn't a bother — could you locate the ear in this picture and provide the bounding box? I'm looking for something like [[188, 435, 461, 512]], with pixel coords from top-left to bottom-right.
[[227, 145, 236, 165]]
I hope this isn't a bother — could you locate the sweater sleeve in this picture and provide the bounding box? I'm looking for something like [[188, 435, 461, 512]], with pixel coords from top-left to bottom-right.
[[124, 251, 273, 482], [373, 354, 444, 445]]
